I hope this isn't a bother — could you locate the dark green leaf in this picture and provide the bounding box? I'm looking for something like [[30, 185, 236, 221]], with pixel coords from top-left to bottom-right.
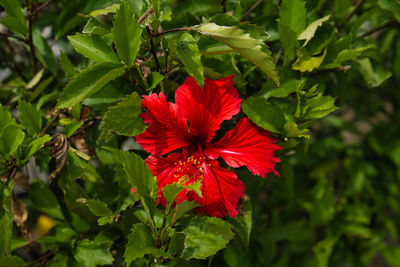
[[29, 179, 64, 220], [277, 21, 299, 63], [313, 236, 339, 267], [68, 33, 119, 63], [242, 96, 285, 133], [59, 51, 77, 79], [175, 33, 204, 87], [182, 216, 234, 260], [0, 182, 13, 256], [73, 239, 114, 266], [57, 62, 124, 108], [112, 1, 142, 67], [33, 30, 57, 74], [100, 92, 146, 136], [85, 199, 113, 217], [230, 195, 252, 247], [24, 135, 52, 161], [0, 124, 25, 157], [279, 0, 307, 36], [124, 224, 156, 265]]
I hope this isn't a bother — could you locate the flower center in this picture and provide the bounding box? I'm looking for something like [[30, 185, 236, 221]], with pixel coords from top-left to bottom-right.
[[173, 155, 206, 184]]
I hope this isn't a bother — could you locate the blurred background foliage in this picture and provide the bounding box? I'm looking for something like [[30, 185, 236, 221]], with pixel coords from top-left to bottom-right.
[[1, 0, 400, 266]]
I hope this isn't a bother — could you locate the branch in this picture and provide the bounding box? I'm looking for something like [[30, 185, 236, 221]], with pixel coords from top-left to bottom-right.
[[25, 0, 37, 73], [154, 27, 193, 37], [360, 20, 398, 38], [241, 0, 263, 21], [146, 25, 162, 73], [31, 0, 55, 18], [137, 8, 153, 24], [346, 0, 366, 21]]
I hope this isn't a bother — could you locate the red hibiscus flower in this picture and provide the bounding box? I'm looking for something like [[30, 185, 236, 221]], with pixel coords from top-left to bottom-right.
[[135, 75, 280, 218]]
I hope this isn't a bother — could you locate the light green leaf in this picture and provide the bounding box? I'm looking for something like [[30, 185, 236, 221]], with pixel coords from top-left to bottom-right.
[[242, 96, 285, 133], [175, 33, 204, 87], [18, 99, 42, 136], [302, 95, 337, 120], [147, 72, 164, 91], [64, 120, 84, 137], [73, 239, 114, 266], [57, 62, 124, 108], [279, 0, 307, 36], [196, 23, 279, 85], [68, 33, 119, 63], [100, 92, 146, 136], [357, 58, 392, 88], [24, 135, 52, 161], [25, 69, 44, 90], [0, 182, 13, 256], [277, 21, 299, 63], [124, 224, 156, 265], [313, 236, 339, 267], [0, 124, 25, 157], [182, 216, 234, 260], [85, 199, 113, 217], [89, 3, 120, 17], [29, 179, 64, 220], [257, 79, 298, 99], [298, 16, 331, 46], [112, 1, 142, 66], [293, 48, 327, 72], [383, 246, 400, 267], [0, 104, 16, 132]]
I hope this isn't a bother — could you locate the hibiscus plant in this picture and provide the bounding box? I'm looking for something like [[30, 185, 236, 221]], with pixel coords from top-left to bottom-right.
[[0, 0, 399, 266]]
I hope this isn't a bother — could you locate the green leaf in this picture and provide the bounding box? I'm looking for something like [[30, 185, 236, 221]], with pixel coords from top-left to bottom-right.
[[29, 179, 64, 220], [0, 124, 25, 157], [89, 3, 120, 17], [73, 239, 114, 266], [85, 199, 113, 217], [0, 0, 27, 36], [302, 95, 337, 120], [170, 200, 201, 224], [292, 48, 327, 72], [25, 69, 44, 90], [18, 99, 42, 136], [242, 96, 285, 133], [313, 236, 339, 267], [0, 255, 25, 266], [378, 0, 400, 22], [100, 92, 146, 136], [279, 0, 307, 36], [83, 18, 111, 36], [24, 135, 52, 161], [229, 195, 252, 247], [68, 33, 119, 63], [64, 120, 84, 137], [383, 246, 400, 267], [257, 79, 298, 99], [33, 29, 57, 74], [357, 58, 392, 88], [298, 16, 331, 47], [182, 216, 234, 260], [277, 21, 299, 63], [98, 216, 114, 226], [162, 181, 202, 211], [112, 1, 142, 67], [147, 72, 164, 91], [196, 23, 280, 86], [0, 182, 13, 256], [59, 51, 77, 79], [175, 33, 204, 87], [111, 149, 157, 197], [0, 104, 16, 132], [57, 62, 124, 108], [124, 224, 156, 266]]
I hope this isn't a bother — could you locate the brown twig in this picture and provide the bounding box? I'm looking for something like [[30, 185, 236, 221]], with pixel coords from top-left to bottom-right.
[[360, 20, 398, 38], [40, 110, 60, 136], [31, 0, 55, 18], [241, 0, 263, 21], [0, 35, 28, 82], [154, 27, 193, 37], [26, 250, 54, 266], [346, 0, 366, 21], [308, 65, 351, 76], [146, 25, 162, 73], [0, 32, 27, 43], [25, 0, 37, 73], [274, 47, 283, 65], [138, 8, 153, 24], [222, 0, 227, 12]]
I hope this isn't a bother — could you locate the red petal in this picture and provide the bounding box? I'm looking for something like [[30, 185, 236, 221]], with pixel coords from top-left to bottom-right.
[[175, 75, 241, 142], [190, 160, 244, 218], [135, 93, 192, 155], [146, 154, 244, 218], [205, 118, 281, 177]]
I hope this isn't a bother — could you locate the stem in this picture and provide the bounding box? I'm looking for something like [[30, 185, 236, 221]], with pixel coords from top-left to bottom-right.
[[31, 0, 55, 18], [241, 0, 263, 21], [346, 0, 366, 21], [146, 25, 162, 73], [40, 110, 60, 136], [138, 8, 153, 24], [360, 20, 398, 38], [27, 250, 54, 266], [222, 0, 227, 12], [274, 47, 283, 65], [25, 0, 37, 73], [154, 27, 193, 37]]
